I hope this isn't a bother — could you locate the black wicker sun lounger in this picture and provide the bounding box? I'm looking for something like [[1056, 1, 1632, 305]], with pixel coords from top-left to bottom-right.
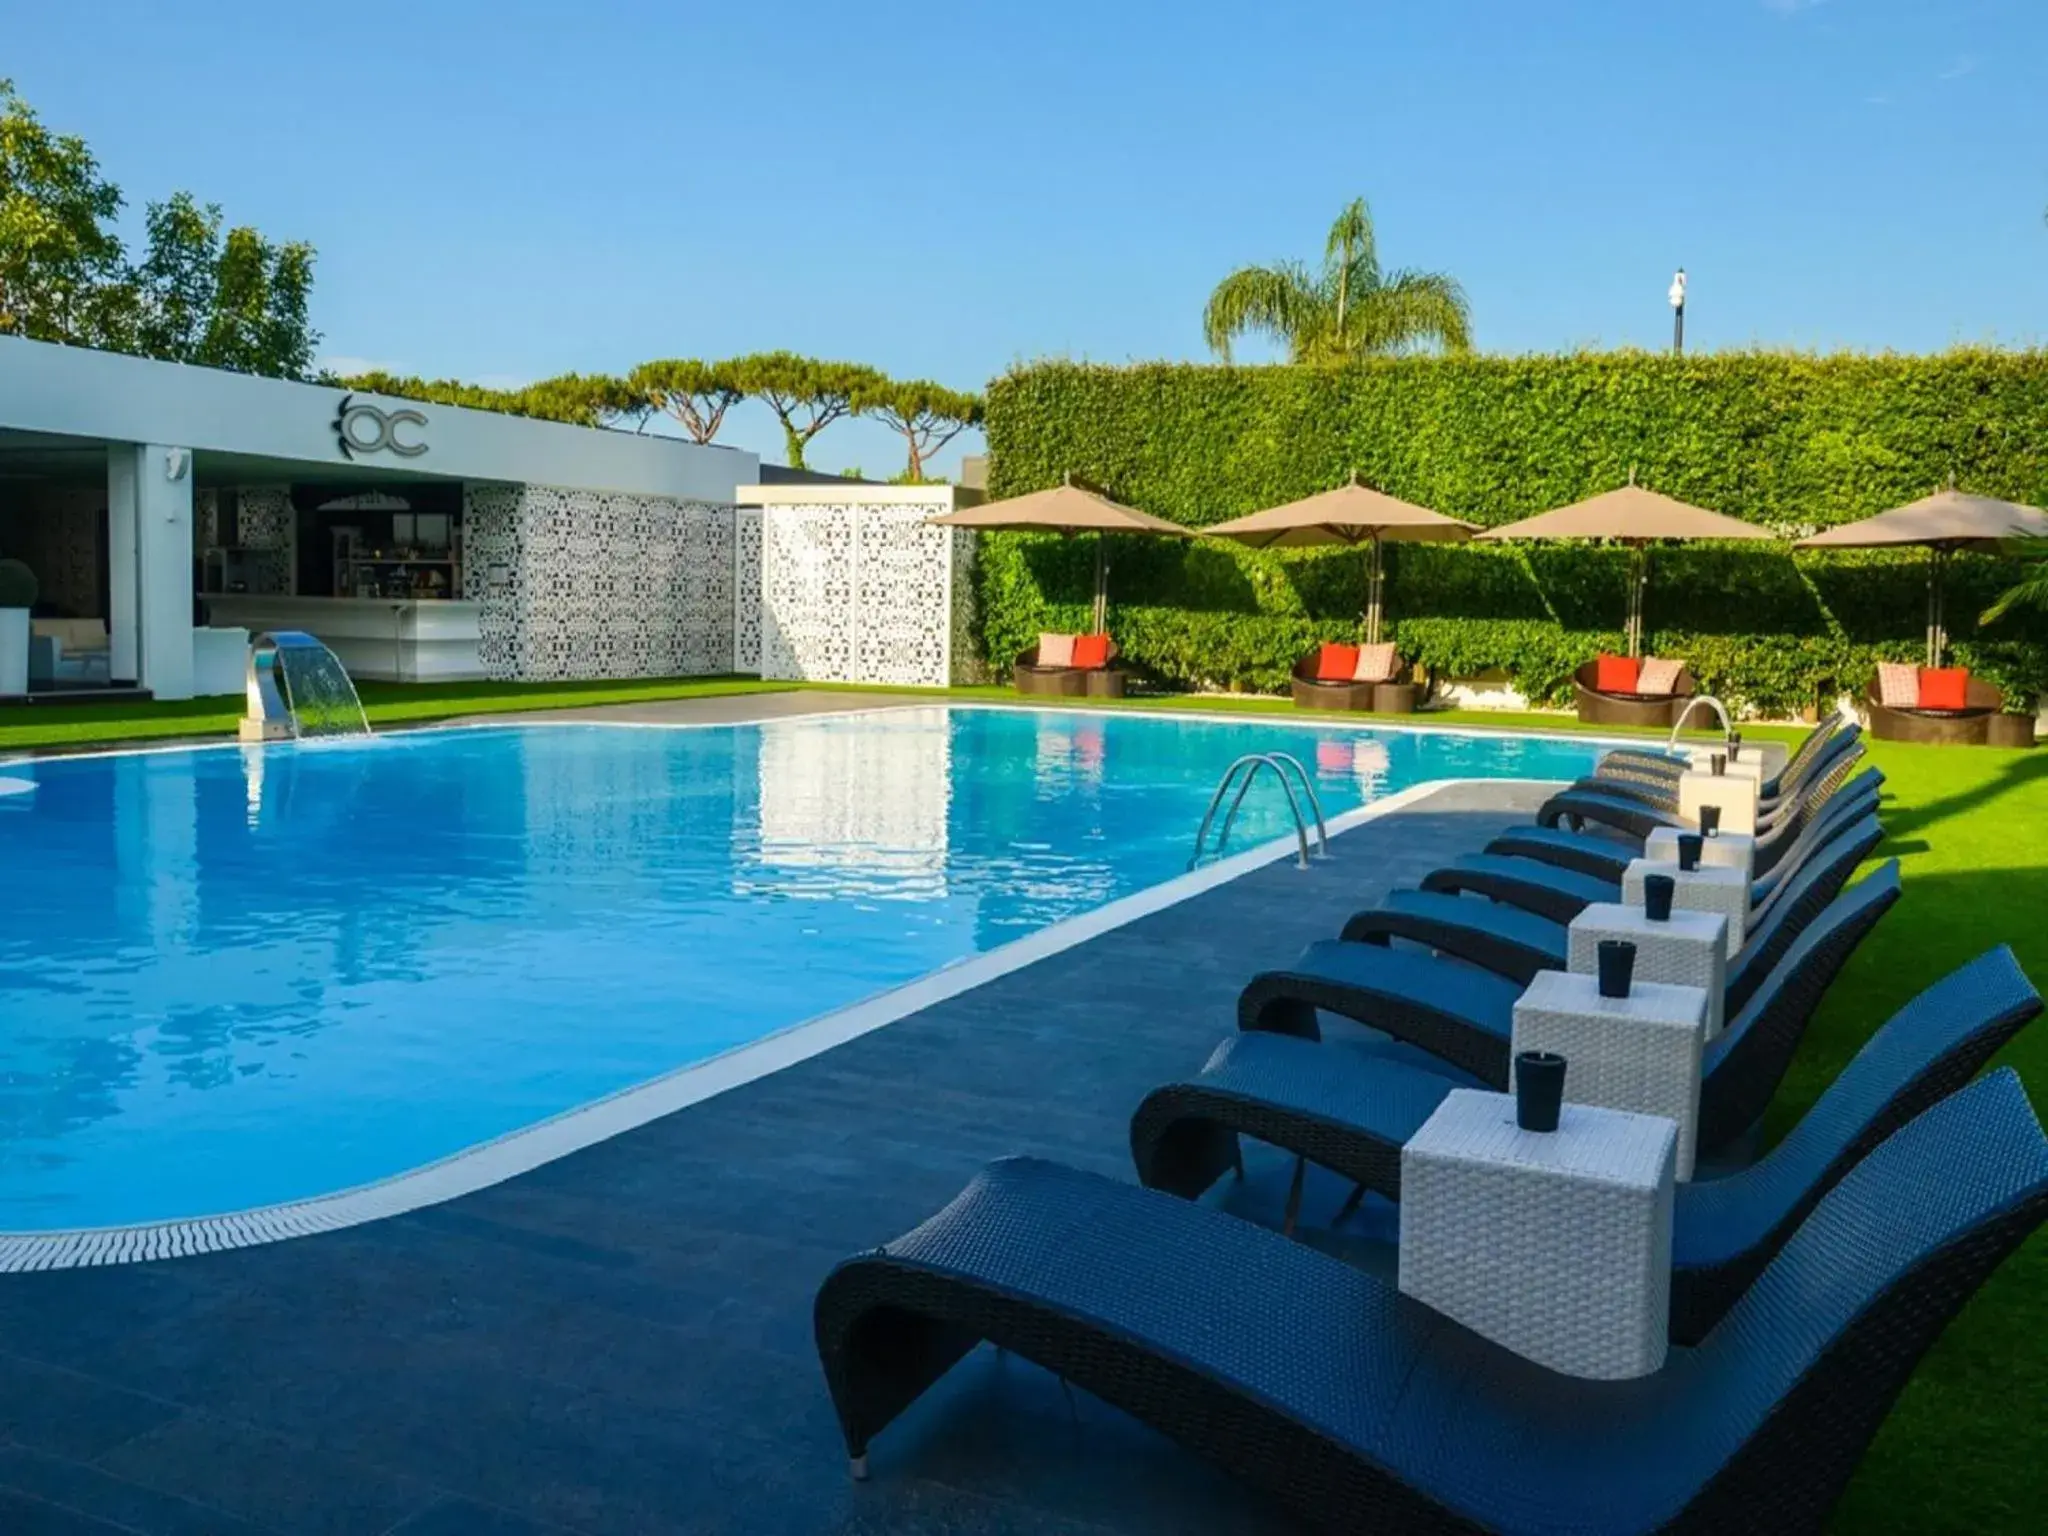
[[815, 1070, 2048, 1534], [1277, 810, 1882, 1071], [1595, 713, 1843, 799], [1525, 748, 1870, 868], [1241, 861, 1901, 1159], [1577, 722, 1859, 816], [1402, 780, 1878, 929], [1485, 760, 1878, 884], [1132, 946, 2040, 1344]]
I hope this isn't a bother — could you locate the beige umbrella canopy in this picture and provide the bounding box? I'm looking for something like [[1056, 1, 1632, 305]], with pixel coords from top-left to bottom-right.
[[1796, 490, 2048, 665], [1477, 479, 1773, 657], [928, 474, 1191, 632], [1203, 476, 1477, 644]]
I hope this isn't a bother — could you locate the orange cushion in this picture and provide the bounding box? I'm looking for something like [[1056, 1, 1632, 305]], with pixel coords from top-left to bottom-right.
[[1594, 653, 1641, 694], [1071, 633, 1111, 669], [1918, 666, 1969, 711], [1315, 643, 1362, 682]]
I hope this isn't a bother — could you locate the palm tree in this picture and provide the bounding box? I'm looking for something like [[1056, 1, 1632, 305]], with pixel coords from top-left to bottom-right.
[[1203, 197, 1471, 363], [1982, 547, 2048, 626]]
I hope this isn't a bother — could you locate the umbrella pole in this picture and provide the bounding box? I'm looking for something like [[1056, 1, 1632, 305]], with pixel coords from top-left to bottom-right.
[[1627, 544, 1650, 659], [1928, 547, 1949, 667], [1365, 535, 1384, 646], [1092, 534, 1109, 636]]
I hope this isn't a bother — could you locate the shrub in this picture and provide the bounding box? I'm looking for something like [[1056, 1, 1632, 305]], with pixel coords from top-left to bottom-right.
[[979, 354, 2048, 712]]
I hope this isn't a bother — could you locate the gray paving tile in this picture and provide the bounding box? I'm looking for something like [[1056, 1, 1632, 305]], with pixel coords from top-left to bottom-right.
[[0, 1486, 141, 1534], [379, 1495, 578, 1535], [94, 1414, 438, 1536], [0, 1445, 276, 1536], [0, 1353, 181, 1462]]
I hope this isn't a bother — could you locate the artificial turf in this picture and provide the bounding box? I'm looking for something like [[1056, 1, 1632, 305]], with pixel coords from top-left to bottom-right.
[[1777, 739, 2048, 1534], [0, 675, 800, 751], [1, 682, 2040, 1527]]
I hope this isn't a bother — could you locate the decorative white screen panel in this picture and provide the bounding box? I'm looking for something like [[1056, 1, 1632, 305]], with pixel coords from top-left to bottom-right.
[[194, 489, 217, 556], [734, 507, 762, 673], [759, 505, 856, 682], [756, 498, 975, 688], [232, 486, 296, 595], [461, 482, 740, 683], [11, 486, 104, 617]]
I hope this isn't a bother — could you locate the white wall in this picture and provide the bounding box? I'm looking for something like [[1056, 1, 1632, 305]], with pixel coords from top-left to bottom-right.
[[0, 336, 757, 503], [463, 484, 743, 682], [743, 485, 978, 689], [108, 444, 195, 699], [106, 451, 140, 682]]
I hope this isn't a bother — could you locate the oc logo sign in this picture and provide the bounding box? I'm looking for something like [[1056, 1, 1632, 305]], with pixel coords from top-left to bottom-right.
[[333, 395, 429, 460]]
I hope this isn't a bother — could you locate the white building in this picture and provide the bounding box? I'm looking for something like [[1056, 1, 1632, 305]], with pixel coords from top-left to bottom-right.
[[0, 336, 759, 700]]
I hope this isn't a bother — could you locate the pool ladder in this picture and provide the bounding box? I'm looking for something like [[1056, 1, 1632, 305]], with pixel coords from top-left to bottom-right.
[[1189, 752, 1330, 870]]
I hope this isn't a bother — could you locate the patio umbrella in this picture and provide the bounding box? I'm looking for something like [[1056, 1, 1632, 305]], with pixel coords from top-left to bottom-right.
[[1795, 490, 2048, 666], [928, 474, 1192, 633], [1200, 475, 1477, 644], [1476, 477, 1773, 657]]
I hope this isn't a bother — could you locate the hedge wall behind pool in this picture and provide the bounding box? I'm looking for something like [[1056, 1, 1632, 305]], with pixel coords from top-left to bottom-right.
[[977, 353, 2048, 713]]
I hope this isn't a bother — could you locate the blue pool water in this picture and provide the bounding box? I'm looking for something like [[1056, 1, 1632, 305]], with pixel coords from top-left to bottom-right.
[[0, 707, 1601, 1229]]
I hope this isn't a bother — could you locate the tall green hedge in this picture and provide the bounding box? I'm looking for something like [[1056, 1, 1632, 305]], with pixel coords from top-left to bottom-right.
[[978, 353, 2048, 714]]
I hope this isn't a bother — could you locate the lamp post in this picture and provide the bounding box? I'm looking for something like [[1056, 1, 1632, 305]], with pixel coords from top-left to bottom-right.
[[1668, 268, 1687, 355]]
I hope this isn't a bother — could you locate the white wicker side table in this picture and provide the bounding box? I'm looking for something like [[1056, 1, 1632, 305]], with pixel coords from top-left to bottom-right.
[[1686, 748, 1764, 782], [1677, 770, 1757, 834], [1399, 1089, 1676, 1379], [1568, 903, 1728, 1036], [1512, 971, 1708, 1178], [1620, 859, 1747, 956], [1644, 826, 1756, 876]]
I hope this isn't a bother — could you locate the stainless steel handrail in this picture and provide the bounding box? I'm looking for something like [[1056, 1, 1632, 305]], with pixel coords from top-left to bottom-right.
[[1256, 751, 1330, 855], [1189, 753, 1324, 870]]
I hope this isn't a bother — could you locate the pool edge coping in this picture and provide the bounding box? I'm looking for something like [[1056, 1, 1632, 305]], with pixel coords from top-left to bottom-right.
[[0, 773, 1569, 1272], [1, 694, 1678, 769]]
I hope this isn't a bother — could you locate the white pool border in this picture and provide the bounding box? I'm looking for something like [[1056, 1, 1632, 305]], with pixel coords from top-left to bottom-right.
[[0, 768, 1575, 1272], [1, 693, 1666, 769]]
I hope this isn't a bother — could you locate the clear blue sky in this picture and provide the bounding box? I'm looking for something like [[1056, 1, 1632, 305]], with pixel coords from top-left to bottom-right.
[[7, 0, 2046, 475]]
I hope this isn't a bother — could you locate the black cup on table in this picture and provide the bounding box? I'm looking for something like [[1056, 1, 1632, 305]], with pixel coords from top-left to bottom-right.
[[1710, 752, 1726, 776], [1644, 872, 1676, 921], [1677, 832, 1703, 872], [1727, 731, 1743, 762], [1699, 804, 1722, 838], [1597, 939, 1636, 999], [1515, 1051, 1567, 1133]]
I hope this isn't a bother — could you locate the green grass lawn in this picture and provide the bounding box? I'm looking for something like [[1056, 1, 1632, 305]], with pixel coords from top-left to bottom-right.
[[3, 681, 2041, 1526], [1776, 739, 2048, 1533], [0, 676, 803, 751]]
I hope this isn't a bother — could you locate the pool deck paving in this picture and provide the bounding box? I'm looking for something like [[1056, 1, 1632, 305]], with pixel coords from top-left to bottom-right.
[[0, 770, 1558, 1535]]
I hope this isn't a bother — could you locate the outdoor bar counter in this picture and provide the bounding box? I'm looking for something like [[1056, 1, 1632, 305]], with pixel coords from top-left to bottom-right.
[[201, 596, 485, 684]]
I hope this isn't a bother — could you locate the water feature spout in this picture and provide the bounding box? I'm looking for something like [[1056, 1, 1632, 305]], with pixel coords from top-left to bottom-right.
[[240, 631, 372, 742]]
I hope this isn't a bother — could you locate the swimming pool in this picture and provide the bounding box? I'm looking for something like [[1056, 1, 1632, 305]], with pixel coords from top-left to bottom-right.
[[0, 706, 1602, 1238]]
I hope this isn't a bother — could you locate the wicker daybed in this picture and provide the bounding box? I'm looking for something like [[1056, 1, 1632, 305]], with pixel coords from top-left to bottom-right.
[[1573, 658, 1698, 728], [1289, 651, 1427, 713], [1013, 640, 1126, 699], [1865, 675, 2033, 747]]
